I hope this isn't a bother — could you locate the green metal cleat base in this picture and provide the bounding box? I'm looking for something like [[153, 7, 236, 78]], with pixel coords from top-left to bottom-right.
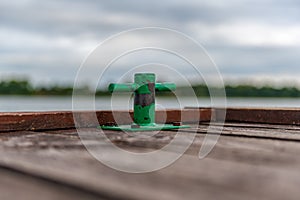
[[100, 124, 190, 132]]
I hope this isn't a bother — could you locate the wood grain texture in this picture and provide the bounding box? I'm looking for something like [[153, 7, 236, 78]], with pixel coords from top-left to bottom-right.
[[0, 109, 211, 132], [215, 108, 300, 125], [1, 107, 299, 132], [187, 107, 300, 125], [0, 167, 105, 200], [0, 122, 300, 200]]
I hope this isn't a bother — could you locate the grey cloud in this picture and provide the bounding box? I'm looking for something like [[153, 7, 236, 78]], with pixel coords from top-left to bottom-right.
[[0, 0, 299, 85], [208, 45, 300, 75], [1, 0, 299, 38]]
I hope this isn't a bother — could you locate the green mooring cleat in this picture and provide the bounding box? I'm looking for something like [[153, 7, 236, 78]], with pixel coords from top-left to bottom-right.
[[100, 73, 190, 132]]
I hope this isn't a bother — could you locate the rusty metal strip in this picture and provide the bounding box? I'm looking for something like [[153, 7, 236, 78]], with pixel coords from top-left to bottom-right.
[[0, 109, 211, 132]]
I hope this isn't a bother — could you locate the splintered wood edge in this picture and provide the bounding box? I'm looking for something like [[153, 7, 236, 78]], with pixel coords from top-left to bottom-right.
[[0, 109, 211, 132]]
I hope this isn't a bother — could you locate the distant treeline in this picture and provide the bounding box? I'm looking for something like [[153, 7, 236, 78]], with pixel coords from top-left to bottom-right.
[[190, 85, 300, 97], [0, 79, 300, 97]]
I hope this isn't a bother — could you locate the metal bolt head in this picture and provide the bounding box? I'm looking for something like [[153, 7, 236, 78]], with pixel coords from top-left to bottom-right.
[[104, 122, 117, 127], [172, 121, 182, 126]]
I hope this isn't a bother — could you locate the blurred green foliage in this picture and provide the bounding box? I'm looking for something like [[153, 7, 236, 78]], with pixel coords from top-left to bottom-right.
[[0, 79, 299, 97], [0, 80, 33, 95], [224, 85, 300, 97], [0, 79, 75, 96]]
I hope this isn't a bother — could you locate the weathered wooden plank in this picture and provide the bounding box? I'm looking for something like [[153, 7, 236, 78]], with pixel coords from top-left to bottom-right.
[[0, 142, 299, 200], [1, 123, 300, 200], [218, 108, 300, 125], [187, 107, 300, 125], [202, 122, 300, 131], [1, 107, 299, 132], [2, 124, 300, 163], [0, 109, 211, 132], [0, 167, 105, 200], [194, 124, 300, 141], [103, 128, 300, 169], [2, 125, 300, 164]]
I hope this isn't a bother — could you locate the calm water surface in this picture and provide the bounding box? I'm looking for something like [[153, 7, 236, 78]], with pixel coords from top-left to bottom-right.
[[0, 96, 299, 112]]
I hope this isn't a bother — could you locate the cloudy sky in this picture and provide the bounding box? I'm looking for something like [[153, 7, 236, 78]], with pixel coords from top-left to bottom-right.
[[0, 0, 299, 87]]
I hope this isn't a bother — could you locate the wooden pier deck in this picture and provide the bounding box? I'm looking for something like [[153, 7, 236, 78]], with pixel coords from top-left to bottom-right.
[[0, 108, 299, 200]]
